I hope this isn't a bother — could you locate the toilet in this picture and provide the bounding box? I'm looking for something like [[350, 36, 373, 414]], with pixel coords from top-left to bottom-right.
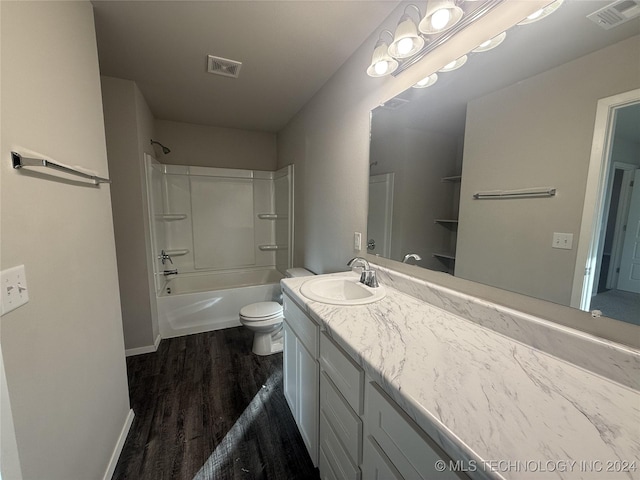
[[239, 268, 314, 355]]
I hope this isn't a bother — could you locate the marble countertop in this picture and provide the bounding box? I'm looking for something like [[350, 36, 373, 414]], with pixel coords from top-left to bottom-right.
[[282, 272, 640, 480]]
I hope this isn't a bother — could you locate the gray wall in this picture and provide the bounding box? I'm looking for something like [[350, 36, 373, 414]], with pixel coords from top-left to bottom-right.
[[277, 2, 544, 273], [455, 36, 640, 305], [155, 119, 277, 170], [370, 117, 460, 269], [102, 76, 159, 352], [1, 3, 131, 479]]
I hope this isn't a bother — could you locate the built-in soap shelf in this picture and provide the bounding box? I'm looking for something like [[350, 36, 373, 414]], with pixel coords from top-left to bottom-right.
[[258, 245, 288, 251], [164, 249, 189, 256], [155, 213, 188, 221], [257, 213, 288, 220]]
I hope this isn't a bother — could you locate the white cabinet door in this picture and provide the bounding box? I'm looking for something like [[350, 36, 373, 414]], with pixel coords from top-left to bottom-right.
[[283, 308, 319, 468], [297, 341, 319, 466], [283, 321, 297, 418]]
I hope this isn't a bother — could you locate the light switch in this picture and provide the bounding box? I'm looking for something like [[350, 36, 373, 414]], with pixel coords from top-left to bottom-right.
[[354, 232, 362, 251], [1, 265, 29, 316], [552, 232, 573, 250]]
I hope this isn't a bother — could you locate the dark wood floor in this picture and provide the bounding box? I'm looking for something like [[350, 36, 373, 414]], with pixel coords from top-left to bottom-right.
[[113, 327, 320, 480]]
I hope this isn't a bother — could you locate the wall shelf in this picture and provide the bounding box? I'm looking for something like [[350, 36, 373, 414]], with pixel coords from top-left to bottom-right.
[[434, 219, 459, 224], [432, 252, 456, 261], [155, 214, 187, 221], [441, 175, 462, 183]]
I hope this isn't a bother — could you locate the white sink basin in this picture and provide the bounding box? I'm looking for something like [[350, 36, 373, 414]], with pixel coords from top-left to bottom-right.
[[299, 276, 385, 305]]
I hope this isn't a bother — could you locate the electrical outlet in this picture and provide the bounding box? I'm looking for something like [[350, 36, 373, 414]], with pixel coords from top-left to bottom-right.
[[552, 232, 573, 250], [1, 265, 29, 315], [354, 232, 362, 251]]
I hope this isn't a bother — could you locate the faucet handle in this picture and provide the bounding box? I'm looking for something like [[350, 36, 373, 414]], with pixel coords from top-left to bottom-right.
[[362, 270, 379, 288], [158, 250, 173, 265]]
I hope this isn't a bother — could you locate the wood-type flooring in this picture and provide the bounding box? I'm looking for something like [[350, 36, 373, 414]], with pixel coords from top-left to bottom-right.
[[113, 327, 319, 480]]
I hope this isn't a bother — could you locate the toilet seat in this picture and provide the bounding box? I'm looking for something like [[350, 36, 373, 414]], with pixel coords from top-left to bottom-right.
[[240, 302, 283, 321]]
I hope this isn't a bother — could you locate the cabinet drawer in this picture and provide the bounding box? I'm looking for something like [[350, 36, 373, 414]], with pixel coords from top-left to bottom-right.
[[319, 447, 339, 480], [283, 294, 318, 357], [362, 436, 403, 480], [320, 371, 362, 464], [365, 381, 467, 480], [320, 333, 364, 414], [320, 411, 361, 480]]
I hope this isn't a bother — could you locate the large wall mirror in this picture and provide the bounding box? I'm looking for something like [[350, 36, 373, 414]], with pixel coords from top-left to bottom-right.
[[368, 0, 640, 326]]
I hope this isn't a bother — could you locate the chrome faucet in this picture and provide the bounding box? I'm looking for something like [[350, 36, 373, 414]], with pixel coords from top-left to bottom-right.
[[158, 250, 173, 265], [402, 253, 422, 264], [347, 257, 379, 288]]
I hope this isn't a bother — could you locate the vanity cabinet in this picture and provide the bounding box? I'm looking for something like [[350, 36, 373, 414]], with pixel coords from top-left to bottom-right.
[[282, 294, 319, 466], [284, 292, 469, 479], [363, 380, 468, 480]]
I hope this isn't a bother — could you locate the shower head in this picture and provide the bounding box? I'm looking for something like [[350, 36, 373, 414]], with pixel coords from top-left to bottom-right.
[[150, 139, 171, 155]]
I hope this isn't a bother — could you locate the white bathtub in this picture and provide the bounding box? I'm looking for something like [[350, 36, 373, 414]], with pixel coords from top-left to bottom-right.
[[157, 269, 284, 338]]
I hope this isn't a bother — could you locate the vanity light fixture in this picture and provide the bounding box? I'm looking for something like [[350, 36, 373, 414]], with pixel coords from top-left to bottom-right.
[[366, 0, 507, 78], [388, 5, 425, 59], [517, 0, 564, 25], [367, 30, 399, 77], [412, 72, 438, 88], [419, 0, 464, 34], [438, 54, 468, 72], [472, 31, 507, 52]]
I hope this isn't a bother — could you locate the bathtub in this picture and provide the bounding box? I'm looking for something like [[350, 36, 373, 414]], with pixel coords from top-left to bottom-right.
[[157, 268, 284, 338]]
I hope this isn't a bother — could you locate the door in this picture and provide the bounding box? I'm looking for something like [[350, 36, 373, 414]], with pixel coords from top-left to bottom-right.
[[617, 169, 640, 293], [367, 173, 394, 257]]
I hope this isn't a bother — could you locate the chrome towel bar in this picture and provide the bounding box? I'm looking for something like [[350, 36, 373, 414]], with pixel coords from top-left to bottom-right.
[[473, 187, 556, 199], [11, 151, 111, 185]]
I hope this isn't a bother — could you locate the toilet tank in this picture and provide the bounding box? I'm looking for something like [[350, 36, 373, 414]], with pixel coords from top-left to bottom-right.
[[285, 268, 314, 278]]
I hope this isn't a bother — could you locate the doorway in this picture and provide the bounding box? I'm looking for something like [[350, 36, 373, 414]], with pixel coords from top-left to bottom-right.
[[573, 90, 640, 325]]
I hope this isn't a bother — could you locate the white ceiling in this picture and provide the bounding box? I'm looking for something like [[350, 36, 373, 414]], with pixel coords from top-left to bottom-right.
[[92, 1, 400, 133]]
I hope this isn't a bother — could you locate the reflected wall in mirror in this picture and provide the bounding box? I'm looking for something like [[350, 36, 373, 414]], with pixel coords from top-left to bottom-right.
[[368, 0, 640, 326]]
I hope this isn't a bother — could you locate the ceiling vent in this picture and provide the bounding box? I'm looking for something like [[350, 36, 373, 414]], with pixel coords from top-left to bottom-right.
[[207, 55, 242, 78], [587, 0, 640, 29]]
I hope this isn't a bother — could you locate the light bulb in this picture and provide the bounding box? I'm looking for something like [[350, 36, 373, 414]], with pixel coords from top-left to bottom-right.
[[397, 37, 415, 56], [374, 61, 389, 76], [431, 8, 451, 30], [413, 73, 438, 88], [527, 9, 543, 20], [443, 60, 457, 70]]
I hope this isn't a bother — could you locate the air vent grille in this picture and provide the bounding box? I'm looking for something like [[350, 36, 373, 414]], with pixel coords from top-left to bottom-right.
[[587, 0, 640, 29], [207, 55, 242, 78]]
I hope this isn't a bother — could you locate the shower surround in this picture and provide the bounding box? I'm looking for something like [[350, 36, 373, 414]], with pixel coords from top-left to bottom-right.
[[145, 156, 293, 337]]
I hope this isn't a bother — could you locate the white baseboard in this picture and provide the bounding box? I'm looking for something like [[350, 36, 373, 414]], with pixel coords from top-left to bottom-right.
[[103, 408, 134, 480], [125, 334, 162, 357]]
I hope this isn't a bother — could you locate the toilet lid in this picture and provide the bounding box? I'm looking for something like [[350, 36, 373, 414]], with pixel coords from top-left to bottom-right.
[[240, 301, 282, 319]]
